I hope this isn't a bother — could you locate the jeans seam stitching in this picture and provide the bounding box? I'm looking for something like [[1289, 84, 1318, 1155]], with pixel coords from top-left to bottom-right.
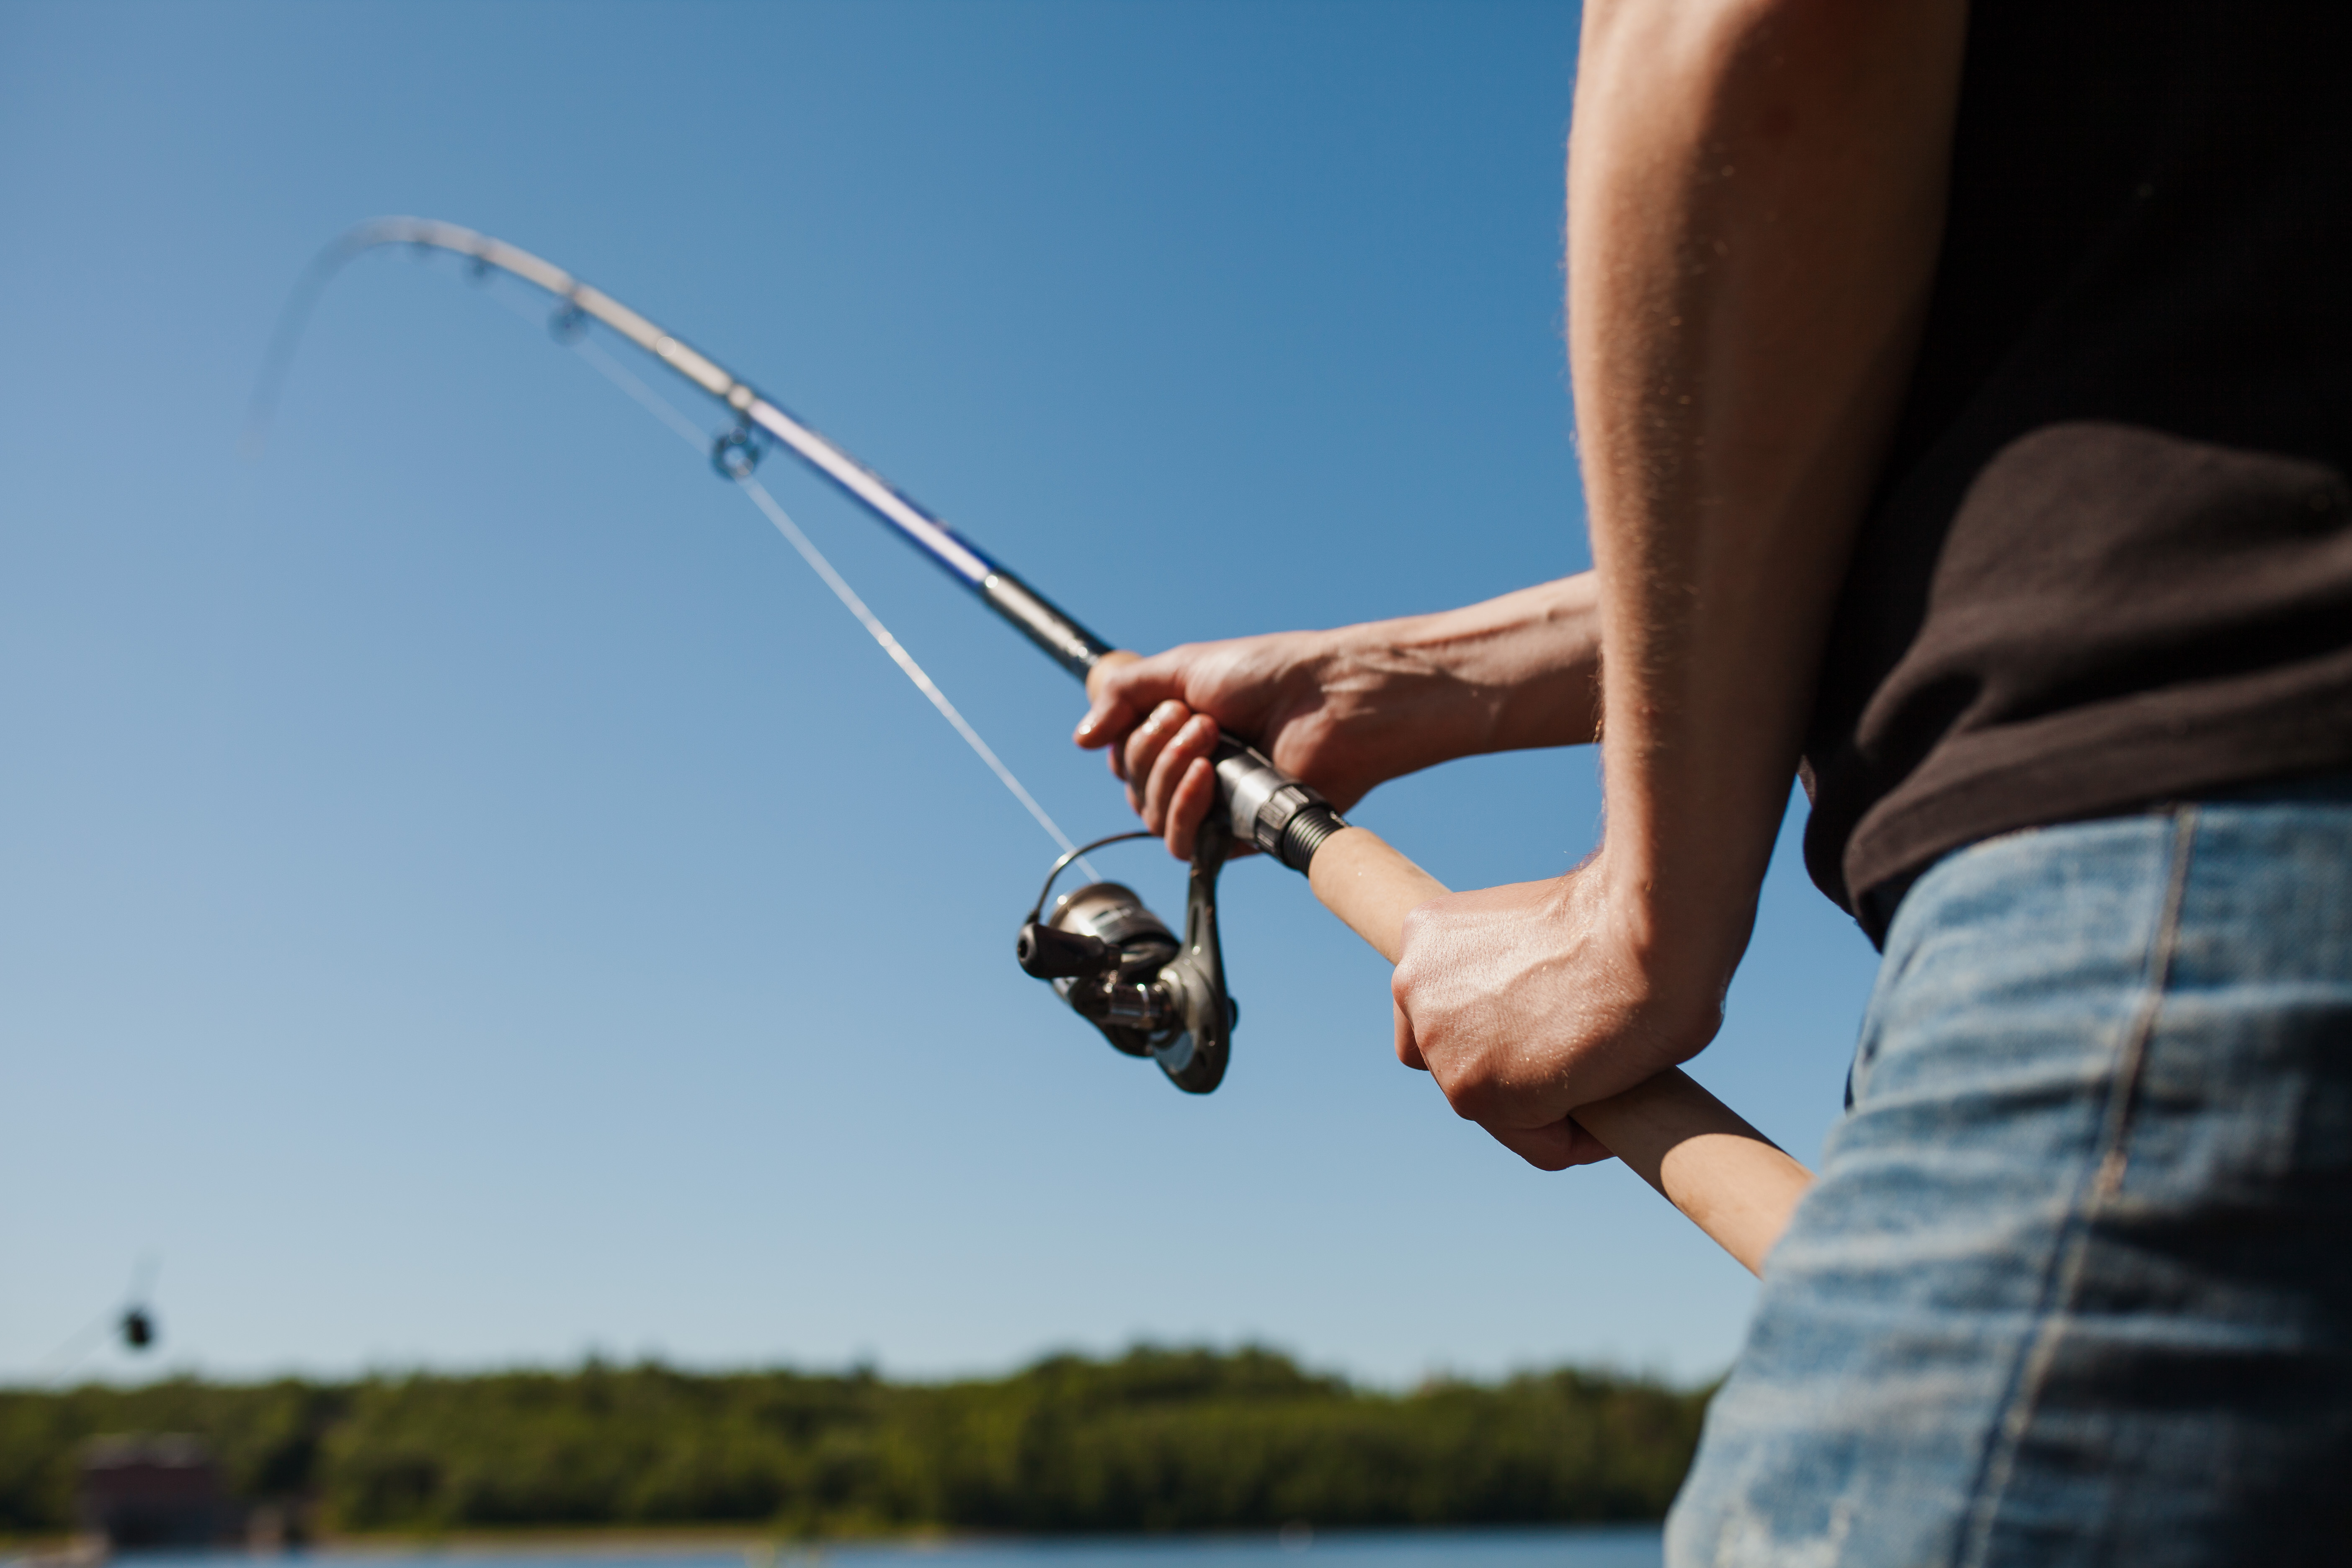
[[1950, 805, 2198, 1568]]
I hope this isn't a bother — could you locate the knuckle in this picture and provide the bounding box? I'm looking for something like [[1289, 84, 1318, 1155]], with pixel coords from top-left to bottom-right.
[[1444, 1065, 1509, 1123]]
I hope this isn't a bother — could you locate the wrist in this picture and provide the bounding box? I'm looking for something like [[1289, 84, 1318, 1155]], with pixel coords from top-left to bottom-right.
[[1588, 825, 1759, 1051]]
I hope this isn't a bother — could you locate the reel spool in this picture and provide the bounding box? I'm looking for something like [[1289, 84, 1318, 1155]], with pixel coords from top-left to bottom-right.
[[1014, 820, 1237, 1093]]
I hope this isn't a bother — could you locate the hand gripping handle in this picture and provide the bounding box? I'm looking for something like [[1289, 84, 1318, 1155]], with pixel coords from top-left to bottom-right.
[[1304, 827, 1813, 1275], [1083, 652, 1813, 1275]]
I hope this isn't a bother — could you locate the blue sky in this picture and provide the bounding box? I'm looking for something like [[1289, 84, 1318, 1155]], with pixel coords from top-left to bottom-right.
[[0, 0, 1881, 1388]]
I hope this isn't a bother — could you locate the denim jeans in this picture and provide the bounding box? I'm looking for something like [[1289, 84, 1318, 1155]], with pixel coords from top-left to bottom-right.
[[1666, 777, 2352, 1566]]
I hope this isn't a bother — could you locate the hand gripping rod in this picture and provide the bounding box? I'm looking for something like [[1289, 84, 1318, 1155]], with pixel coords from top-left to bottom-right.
[[278, 219, 1813, 1274]]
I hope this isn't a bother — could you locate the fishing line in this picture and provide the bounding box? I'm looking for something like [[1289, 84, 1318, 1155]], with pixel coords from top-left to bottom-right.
[[729, 468, 1104, 885], [34, 1256, 160, 1385], [454, 273, 1103, 880]]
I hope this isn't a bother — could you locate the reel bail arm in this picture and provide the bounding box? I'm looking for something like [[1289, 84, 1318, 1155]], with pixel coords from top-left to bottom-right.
[[1015, 824, 1238, 1093]]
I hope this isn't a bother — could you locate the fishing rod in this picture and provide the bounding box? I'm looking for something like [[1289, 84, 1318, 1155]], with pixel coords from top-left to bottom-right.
[[260, 218, 1813, 1275]]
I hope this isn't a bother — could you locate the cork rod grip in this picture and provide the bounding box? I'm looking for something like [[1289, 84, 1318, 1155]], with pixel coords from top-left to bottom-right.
[[1305, 825, 1814, 1276]]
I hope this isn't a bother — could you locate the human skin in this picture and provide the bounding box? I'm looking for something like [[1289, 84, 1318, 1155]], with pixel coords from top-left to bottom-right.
[[1082, 0, 1968, 1168], [1073, 574, 1604, 861]]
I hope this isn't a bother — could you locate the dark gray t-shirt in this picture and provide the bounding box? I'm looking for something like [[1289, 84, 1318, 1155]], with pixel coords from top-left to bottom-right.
[[1802, 1, 2352, 939]]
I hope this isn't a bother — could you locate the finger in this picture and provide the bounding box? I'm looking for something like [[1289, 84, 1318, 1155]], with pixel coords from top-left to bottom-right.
[[1482, 1116, 1612, 1173], [1075, 652, 1179, 751], [1143, 713, 1218, 846], [1558, 1117, 1617, 1168], [1393, 999, 1428, 1070], [1119, 700, 1194, 817], [1083, 647, 1142, 704], [1164, 753, 1218, 861], [1074, 697, 1140, 752]]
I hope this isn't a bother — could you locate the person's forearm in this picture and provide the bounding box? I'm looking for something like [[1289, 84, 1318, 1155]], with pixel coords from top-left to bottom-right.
[[1333, 573, 1602, 761], [1338, 1, 1967, 1172], [1078, 573, 1605, 855], [1573, 0, 1965, 956]]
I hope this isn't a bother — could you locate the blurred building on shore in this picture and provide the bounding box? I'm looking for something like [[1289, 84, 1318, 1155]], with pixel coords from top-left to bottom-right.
[[74, 1435, 235, 1552]]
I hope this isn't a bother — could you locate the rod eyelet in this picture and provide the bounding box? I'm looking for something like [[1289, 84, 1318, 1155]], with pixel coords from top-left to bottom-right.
[[712, 426, 762, 481]]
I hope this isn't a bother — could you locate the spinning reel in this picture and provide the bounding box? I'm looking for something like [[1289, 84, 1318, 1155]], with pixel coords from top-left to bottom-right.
[[1014, 738, 1348, 1094]]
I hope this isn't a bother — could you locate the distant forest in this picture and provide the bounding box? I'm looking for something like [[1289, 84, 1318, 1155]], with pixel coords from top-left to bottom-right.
[[0, 1347, 1710, 1538]]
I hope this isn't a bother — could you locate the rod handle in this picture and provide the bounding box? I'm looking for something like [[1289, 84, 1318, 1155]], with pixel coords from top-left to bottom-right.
[[1305, 825, 1813, 1277]]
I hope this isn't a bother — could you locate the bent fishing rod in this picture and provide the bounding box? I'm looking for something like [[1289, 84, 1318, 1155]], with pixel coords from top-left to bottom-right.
[[261, 218, 1812, 1275]]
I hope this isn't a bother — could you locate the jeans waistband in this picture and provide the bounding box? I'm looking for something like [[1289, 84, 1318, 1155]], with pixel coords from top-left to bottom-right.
[[1857, 766, 2352, 941]]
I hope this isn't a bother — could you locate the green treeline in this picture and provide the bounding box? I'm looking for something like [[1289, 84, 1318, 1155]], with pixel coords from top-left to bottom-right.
[[0, 1348, 1708, 1538]]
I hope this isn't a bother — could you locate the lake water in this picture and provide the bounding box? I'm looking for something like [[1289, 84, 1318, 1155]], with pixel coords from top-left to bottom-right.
[[72, 1532, 1662, 1568]]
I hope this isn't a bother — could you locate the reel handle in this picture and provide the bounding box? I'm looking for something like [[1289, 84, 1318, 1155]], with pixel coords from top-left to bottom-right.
[[1304, 826, 1813, 1277], [1015, 921, 1120, 980]]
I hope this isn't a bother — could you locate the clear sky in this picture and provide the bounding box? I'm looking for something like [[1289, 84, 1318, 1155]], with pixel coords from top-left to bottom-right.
[[0, 0, 1881, 1389]]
